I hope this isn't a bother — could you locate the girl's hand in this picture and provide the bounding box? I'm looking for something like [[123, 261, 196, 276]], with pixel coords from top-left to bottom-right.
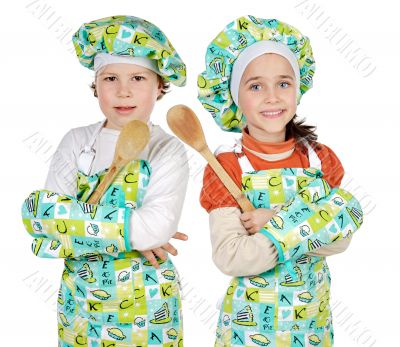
[[140, 232, 188, 268], [240, 208, 276, 234]]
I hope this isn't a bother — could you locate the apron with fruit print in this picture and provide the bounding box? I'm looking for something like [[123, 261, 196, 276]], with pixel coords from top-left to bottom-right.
[[215, 141, 363, 347]]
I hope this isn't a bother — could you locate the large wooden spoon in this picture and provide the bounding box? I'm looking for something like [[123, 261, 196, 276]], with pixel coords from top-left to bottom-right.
[[87, 120, 150, 204], [167, 104, 254, 212]]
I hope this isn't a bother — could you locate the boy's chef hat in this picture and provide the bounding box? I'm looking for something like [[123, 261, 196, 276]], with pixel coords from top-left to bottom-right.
[[197, 16, 316, 133], [73, 15, 186, 86]]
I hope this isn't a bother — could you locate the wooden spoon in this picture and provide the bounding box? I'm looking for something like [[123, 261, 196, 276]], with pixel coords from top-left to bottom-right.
[[87, 120, 150, 204], [167, 104, 254, 212]]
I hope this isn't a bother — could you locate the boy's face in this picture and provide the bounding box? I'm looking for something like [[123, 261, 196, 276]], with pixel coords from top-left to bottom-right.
[[96, 63, 162, 130], [238, 53, 297, 142]]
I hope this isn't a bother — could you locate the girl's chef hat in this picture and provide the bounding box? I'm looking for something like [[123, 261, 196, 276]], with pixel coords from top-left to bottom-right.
[[73, 15, 186, 86], [197, 16, 316, 132]]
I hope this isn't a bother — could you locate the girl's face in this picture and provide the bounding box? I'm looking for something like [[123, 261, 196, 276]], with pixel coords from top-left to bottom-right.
[[96, 63, 162, 130], [238, 53, 297, 143]]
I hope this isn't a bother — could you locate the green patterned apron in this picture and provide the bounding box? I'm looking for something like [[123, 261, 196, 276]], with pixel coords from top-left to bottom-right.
[[214, 141, 363, 347], [22, 122, 184, 347]]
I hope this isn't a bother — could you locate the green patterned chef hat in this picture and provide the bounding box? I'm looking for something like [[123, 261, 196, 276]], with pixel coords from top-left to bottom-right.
[[197, 16, 315, 132], [73, 15, 186, 86]]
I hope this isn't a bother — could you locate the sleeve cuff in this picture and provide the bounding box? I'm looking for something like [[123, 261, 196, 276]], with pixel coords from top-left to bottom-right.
[[259, 227, 285, 262]]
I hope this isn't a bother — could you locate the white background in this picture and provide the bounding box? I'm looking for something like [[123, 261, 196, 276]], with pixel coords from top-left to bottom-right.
[[1, 0, 397, 346]]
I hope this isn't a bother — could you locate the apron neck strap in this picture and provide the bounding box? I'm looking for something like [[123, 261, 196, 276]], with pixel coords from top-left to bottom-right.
[[77, 119, 107, 175], [301, 140, 322, 169]]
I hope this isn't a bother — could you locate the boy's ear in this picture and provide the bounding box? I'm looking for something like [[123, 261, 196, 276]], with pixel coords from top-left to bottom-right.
[[158, 80, 163, 95], [157, 76, 163, 98]]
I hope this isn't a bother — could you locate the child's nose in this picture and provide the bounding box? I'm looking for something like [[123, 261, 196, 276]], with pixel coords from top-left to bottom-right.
[[117, 83, 133, 97], [263, 89, 279, 103]]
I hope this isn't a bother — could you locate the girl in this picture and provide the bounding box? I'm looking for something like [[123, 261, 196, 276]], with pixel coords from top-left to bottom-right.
[[198, 16, 363, 346], [21, 15, 188, 346]]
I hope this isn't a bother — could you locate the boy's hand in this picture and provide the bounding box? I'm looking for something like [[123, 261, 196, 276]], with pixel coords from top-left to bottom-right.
[[240, 208, 276, 234], [140, 232, 188, 268]]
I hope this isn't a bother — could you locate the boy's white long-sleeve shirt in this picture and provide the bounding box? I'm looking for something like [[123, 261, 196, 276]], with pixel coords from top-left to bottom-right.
[[44, 121, 189, 251]]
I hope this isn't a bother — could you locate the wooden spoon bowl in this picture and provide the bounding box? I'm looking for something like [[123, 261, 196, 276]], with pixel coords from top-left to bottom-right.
[[167, 105, 254, 212], [87, 120, 150, 204]]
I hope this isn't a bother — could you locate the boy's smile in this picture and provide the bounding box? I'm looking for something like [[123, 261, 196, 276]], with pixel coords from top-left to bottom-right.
[[238, 53, 297, 143], [96, 63, 162, 130], [114, 106, 137, 114]]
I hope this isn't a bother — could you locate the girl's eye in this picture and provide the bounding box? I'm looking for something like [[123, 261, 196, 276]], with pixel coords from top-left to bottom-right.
[[104, 76, 117, 81], [279, 81, 290, 88], [250, 84, 261, 91], [133, 76, 145, 81]]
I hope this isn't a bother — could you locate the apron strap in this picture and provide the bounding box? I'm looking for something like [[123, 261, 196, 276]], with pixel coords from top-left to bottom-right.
[[301, 140, 322, 169], [77, 119, 106, 175], [214, 138, 256, 173], [238, 156, 255, 173]]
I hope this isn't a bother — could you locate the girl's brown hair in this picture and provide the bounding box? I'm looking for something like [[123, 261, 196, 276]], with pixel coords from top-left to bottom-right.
[[285, 114, 322, 152]]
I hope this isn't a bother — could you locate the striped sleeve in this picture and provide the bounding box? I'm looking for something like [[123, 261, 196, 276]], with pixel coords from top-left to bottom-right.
[[315, 143, 344, 188], [200, 152, 241, 213]]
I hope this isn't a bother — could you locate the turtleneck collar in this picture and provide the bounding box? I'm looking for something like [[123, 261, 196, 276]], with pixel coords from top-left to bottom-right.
[[242, 128, 296, 153], [241, 128, 297, 161]]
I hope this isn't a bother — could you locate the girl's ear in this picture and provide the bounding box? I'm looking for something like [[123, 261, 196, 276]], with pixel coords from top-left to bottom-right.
[[90, 81, 98, 97]]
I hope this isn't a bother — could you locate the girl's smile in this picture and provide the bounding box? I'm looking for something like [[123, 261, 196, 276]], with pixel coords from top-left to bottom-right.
[[260, 109, 285, 119]]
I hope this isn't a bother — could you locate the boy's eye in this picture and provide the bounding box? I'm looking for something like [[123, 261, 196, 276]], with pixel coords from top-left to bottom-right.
[[104, 76, 117, 81], [133, 76, 145, 81]]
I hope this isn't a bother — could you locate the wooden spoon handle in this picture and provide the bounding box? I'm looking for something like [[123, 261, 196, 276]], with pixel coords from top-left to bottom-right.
[[87, 162, 121, 205], [200, 147, 255, 212]]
